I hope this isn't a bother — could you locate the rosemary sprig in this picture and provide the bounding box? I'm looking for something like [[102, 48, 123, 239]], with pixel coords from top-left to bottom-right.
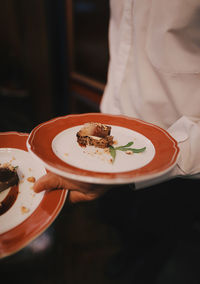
[[109, 141, 146, 163], [114, 141, 134, 150]]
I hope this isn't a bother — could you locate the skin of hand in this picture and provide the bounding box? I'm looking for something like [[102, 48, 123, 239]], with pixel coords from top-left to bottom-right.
[[33, 172, 111, 203]]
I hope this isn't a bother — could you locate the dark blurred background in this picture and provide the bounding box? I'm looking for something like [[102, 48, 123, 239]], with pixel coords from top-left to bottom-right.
[[2, 3, 200, 284], [0, 0, 109, 133]]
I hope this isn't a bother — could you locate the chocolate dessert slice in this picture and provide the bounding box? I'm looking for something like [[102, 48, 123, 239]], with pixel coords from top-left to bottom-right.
[[0, 163, 19, 193], [76, 122, 114, 148]]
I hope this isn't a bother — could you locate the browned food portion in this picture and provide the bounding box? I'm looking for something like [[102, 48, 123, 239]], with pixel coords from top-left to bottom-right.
[[0, 165, 19, 193], [76, 122, 114, 148], [77, 133, 114, 148], [92, 124, 111, 138]]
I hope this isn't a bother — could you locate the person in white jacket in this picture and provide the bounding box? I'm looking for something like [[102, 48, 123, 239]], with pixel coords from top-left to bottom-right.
[[34, 0, 200, 202], [101, 0, 200, 179]]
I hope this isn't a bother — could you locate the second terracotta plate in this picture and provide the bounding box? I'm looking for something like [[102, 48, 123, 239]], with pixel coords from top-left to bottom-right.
[[0, 132, 67, 259]]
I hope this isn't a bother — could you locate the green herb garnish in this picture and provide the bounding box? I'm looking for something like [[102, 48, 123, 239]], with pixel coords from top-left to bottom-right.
[[109, 141, 146, 163]]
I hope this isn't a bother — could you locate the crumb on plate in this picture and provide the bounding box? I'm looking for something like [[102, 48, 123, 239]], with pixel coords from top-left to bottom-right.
[[125, 150, 133, 155], [27, 176, 36, 183], [21, 206, 30, 214]]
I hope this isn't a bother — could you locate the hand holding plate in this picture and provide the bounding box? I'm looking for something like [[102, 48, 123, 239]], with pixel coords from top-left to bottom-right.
[[33, 172, 111, 203]]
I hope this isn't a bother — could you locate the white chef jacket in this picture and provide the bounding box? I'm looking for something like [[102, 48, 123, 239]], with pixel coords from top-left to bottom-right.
[[101, 0, 200, 178]]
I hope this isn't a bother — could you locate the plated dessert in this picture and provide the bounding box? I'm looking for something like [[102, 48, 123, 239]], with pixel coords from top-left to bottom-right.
[[0, 132, 67, 259], [27, 113, 179, 185], [76, 122, 146, 163]]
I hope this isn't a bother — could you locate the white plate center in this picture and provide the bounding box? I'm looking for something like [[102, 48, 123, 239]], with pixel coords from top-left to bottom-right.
[[52, 125, 155, 173]]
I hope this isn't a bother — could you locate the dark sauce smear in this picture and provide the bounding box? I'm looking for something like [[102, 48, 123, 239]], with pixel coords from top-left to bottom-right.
[[0, 167, 19, 192], [0, 185, 19, 216]]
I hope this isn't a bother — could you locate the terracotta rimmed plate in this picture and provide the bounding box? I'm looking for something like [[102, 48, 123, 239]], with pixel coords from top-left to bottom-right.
[[0, 132, 67, 259], [27, 113, 179, 185]]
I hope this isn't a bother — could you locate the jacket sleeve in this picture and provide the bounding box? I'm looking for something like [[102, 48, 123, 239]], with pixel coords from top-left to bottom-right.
[[168, 116, 200, 178]]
